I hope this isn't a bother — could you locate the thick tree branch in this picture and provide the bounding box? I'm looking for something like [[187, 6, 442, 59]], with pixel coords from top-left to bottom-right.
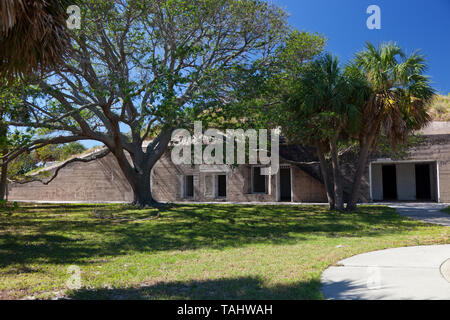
[[8, 148, 111, 185]]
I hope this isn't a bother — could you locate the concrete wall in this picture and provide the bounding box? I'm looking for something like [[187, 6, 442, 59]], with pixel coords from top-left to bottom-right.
[[151, 154, 328, 203], [291, 166, 328, 203], [396, 163, 416, 201], [370, 162, 440, 202], [366, 134, 450, 203], [9, 151, 328, 203], [419, 121, 450, 135], [8, 153, 134, 202], [371, 164, 383, 201], [439, 161, 450, 203]]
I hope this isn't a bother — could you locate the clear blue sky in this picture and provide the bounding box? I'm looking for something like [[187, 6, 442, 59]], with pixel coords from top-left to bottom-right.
[[274, 0, 450, 95]]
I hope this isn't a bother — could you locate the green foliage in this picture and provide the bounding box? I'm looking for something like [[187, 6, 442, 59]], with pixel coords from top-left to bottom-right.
[[274, 30, 327, 76], [33, 142, 87, 164], [375, 134, 426, 160], [274, 53, 368, 147], [215, 30, 327, 131], [354, 42, 435, 146], [428, 95, 450, 121], [6, 142, 86, 180], [7, 152, 36, 176], [59, 142, 86, 160], [33, 145, 60, 164], [0, 80, 36, 154]]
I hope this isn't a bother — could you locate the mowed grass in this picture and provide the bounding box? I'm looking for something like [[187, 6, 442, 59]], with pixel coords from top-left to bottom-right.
[[0, 203, 448, 300]]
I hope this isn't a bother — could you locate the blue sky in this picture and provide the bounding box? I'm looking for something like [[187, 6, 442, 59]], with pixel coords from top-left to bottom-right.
[[274, 0, 450, 95]]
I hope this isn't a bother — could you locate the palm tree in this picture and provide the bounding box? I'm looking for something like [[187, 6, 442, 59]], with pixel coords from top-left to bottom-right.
[[282, 53, 364, 211], [347, 42, 435, 211], [0, 0, 72, 77]]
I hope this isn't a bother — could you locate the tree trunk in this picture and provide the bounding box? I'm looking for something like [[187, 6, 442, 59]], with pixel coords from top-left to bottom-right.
[[111, 131, 172, 208], [128, 168, 155, 207], [315, 140, 335, 210], [330, 136, 344, 211], [0, 161, 7, 201], [346, 134, 376, 211], [115, 154, 157, 207]]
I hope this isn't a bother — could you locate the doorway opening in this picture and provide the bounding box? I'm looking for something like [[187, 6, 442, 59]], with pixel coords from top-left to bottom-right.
[[279, 167, 292, 202], [252, 167, 268, 194], [184, 175, 194, 198], [216, 175, 227, 198], [415, 164, 431, 200], [382, 165, 397, 200]]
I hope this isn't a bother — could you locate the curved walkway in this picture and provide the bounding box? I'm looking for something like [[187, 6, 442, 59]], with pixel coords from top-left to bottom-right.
[[321, 245, 450, 300], [387, 202, 450, 226]]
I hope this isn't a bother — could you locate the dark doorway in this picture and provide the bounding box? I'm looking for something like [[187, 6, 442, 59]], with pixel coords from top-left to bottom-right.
[[217, 175, 227, 198], [280, 167, 292, 202], [415, 164, 431, 200], [184, 175, 194, 198], [252, 167, 267, 194], [382, 165, 397, 200]]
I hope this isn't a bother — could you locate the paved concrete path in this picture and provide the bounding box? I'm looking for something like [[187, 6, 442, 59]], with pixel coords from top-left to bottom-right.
[[321, 245, 450, 300], [386, 203, 450, 226]]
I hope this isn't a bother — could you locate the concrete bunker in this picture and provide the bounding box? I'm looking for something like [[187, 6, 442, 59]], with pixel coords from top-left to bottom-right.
[[370, 161, 439, 202]]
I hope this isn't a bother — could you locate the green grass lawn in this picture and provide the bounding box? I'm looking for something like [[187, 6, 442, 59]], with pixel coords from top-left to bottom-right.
[[0, 203, 448, 300]]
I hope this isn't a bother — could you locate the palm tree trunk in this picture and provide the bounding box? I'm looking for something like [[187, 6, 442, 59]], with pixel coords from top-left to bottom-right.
[[315, 140, 335, 210], [330, 135, 344, 211], [346, 134, 376, 211]]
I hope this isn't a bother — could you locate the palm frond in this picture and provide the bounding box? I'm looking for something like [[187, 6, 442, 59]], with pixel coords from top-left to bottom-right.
[[355, 42, 436, 147], [0, 0, 74, 77]]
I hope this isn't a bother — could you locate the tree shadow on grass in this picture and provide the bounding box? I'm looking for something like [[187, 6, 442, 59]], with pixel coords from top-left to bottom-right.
[[66, 276, 323, 300], [0, 204, 427, 267]]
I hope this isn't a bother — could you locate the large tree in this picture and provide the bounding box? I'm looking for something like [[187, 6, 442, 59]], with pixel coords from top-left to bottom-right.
[[7, 0, 288, 206]]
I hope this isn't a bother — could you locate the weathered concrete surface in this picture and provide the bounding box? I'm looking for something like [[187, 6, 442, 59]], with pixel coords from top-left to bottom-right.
[[8, 153, 134, 203], [419, 121, 450, 135], [321, 245, 450, 300], [388, 203, 450, 226], [8, 151, 328, 204]]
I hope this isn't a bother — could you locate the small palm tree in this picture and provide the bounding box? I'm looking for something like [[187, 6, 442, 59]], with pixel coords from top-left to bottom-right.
[[347, 42, 435, 210], [0, 0, 72, 77]]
